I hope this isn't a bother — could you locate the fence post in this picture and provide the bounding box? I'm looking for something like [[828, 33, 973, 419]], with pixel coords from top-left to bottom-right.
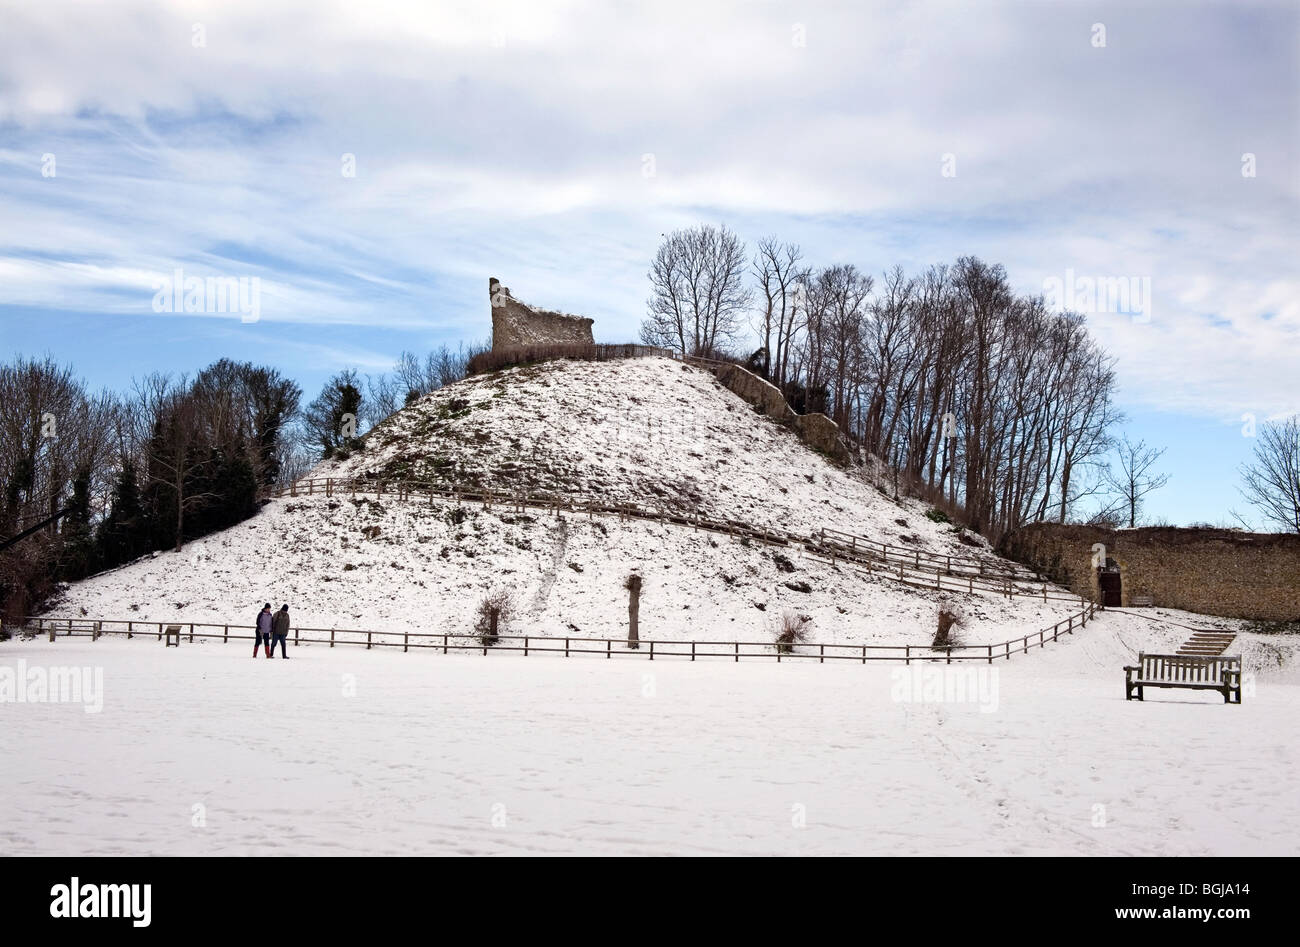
[[330, 628, 335, 648], [189, 623, 195, 643], [223, 624, 228, 643], [128, 621, 132, 639], [734, 641, 739, 663], [404, 632, 408, 653], [443, 633, 448, 655], [606, 640, 611, 659], [524, 636, 529, 657], [649, 641, 654, 661], [691, 641, 696, 662], [367, 631, 372, 650], [565, 638, 570, 657], [157, 622, 162, 641], [905, 644, 910, 666], [987, 644, 992, 665]]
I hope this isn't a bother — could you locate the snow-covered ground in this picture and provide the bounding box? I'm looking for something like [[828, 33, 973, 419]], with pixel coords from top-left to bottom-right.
[[22, 354, 1297, 856], [2, 612, 1296, 856]]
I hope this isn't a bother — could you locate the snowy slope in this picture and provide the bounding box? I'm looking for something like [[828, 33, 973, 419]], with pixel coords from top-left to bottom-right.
[[46, 494, 1075, 646], [320, 356, 998, 564], [47, 355, 1075, 646]]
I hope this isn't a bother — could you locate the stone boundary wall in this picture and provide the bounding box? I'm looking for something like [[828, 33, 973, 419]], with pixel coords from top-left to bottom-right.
[[1001, 523, 1300, 621]]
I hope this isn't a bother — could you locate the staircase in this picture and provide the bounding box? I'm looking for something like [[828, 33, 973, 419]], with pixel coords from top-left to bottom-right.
[[1176, 631, 1237, 656]]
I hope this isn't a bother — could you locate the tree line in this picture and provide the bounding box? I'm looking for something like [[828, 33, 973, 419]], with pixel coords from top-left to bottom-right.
[[639, 223, 1297, 539], [0, 344, 477, 621]]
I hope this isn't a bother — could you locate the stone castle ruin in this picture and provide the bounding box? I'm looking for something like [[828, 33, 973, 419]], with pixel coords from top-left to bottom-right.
[[490, 278, 594, 350], [484, 276, 850, 464]]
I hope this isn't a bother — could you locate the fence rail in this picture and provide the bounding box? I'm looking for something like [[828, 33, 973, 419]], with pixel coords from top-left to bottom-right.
[[17, 601, 1098, 665], [268, 476, 1071, 602]]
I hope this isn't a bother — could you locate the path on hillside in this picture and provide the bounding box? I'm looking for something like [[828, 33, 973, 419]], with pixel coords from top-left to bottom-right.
[[269, 476, 1081, 607]]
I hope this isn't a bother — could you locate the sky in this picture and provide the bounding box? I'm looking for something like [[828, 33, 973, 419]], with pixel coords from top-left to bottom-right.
[[0, 0, 1296, 527]]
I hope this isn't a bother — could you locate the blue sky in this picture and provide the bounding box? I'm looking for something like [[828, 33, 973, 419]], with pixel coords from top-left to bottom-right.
[[1, 0, 1297, 527]]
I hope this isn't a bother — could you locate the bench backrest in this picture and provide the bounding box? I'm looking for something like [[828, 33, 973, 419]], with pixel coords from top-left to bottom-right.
[[1138, 652, 1239, 684]]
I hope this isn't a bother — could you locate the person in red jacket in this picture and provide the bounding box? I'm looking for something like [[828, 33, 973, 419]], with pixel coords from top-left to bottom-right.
[[255, 603, 273, 658]]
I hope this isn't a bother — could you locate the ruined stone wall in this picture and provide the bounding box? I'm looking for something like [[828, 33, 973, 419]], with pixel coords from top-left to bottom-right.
[[490, 278, 594, 349], [707, 361, 851, 464], [1001, 523, 1300, 621], [793, 413, 849, 463], [714, 364, 793, 421]]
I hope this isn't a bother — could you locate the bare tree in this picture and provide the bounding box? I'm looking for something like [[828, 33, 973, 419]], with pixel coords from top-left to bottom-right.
[[751, 237, 803, 382], [1239, 417, 1300, 532], [641, 224, 751, 356], [1103, 435, 1171, 528]]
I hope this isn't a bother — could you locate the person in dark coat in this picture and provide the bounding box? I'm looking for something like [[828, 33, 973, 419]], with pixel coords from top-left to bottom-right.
[[271, 604, 291, 659], [255, 603, 273, 658]]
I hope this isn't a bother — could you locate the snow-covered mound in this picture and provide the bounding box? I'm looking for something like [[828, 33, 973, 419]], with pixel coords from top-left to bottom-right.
[[49, 355, 1082, 643], [48, 495, 1073, 645], [321, 356, 996, 565]]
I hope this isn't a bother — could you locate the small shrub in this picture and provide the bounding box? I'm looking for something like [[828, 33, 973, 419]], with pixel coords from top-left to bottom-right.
[[1243, 619, 1300, 636], [783, 580, 812, 593], [925, 508, 951, 525], [474, 591, 515, 646], [775, 610, 812, 653]]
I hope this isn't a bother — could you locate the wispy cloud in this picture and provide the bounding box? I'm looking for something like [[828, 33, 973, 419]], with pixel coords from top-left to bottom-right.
[[0, 0, 1295, 420]]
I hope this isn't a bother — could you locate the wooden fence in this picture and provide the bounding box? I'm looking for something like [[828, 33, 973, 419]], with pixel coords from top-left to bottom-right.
[[270, 476, 1074, 602], [18, 600, 1098, 665]]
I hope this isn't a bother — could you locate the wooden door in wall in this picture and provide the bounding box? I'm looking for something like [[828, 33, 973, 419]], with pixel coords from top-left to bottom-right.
[[1098, 570, 1122, 606]]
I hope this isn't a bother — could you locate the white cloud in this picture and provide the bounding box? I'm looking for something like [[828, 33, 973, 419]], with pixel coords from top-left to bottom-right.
[[0, 0, 1295, 416]]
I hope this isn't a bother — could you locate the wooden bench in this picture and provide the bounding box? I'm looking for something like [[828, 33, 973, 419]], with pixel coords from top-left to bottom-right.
[[1124, 653, 1241, 704], [164, 624, 182, 647]]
